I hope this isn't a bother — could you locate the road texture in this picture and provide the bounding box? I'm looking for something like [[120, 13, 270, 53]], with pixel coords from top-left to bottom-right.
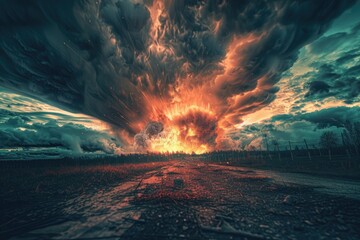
[[11, 159, 360, 240]]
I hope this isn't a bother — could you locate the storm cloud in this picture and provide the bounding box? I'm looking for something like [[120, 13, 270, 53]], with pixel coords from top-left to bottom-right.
[[230, 107, 360, 151], [301, 22, 360, 104], [0, 0, 356, 151], [0, 109, 122, 154]]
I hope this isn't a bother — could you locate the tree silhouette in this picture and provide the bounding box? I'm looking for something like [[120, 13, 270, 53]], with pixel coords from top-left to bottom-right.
[[342, 121, 360, 157], [319, 131, 338, 161]]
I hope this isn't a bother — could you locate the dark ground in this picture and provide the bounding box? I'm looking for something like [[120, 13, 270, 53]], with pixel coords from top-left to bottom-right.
[[1, 159, 360, 240]]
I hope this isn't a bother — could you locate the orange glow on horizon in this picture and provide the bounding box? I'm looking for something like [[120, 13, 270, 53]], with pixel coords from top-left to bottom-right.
[[122, 30, 264, 154], [148, 127, 210, 154], [144, 99, 216, 154]]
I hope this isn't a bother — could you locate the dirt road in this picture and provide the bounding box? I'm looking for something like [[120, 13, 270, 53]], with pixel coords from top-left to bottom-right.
[[11, 159, 360, 240]]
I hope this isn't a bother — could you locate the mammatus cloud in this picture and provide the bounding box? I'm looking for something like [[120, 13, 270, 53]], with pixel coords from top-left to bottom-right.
[[0, 0, 356, 153]]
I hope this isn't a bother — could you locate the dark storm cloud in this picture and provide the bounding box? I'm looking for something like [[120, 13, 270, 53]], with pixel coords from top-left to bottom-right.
[[305, 81, 331, 97], [232, 107, 360, 150], [0, 110, 122, 154], [0, 0, 355, 146], [309, 32, 348, 55], [303, 22, 360, 103], [300, 106, 360, 128], [336, 51, 360, 65], [309, 22, 360, 54], [304, 61, 360, 103], [0, 0, 150, 132], [263, 107, 360, 130], [211, 0, 355, 111]]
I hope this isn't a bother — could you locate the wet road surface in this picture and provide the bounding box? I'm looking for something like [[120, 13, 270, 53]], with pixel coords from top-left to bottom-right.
[[11, 159, 360, 240], [261, 170, 360, 200]]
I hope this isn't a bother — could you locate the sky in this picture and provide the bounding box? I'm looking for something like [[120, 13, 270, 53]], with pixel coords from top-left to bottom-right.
[[0, 0, 360, 158]]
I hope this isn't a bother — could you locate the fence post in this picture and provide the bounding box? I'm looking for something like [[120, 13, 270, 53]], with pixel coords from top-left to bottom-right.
[[304, 139, 312, 161], [288, 141, 294, 162]]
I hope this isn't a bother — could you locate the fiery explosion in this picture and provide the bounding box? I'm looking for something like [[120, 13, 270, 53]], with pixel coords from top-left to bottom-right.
[[121, 0, 354, 154], [0, 0, 354, 154], [134, 102, 218, 154], [131, 26, 264, 153]]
